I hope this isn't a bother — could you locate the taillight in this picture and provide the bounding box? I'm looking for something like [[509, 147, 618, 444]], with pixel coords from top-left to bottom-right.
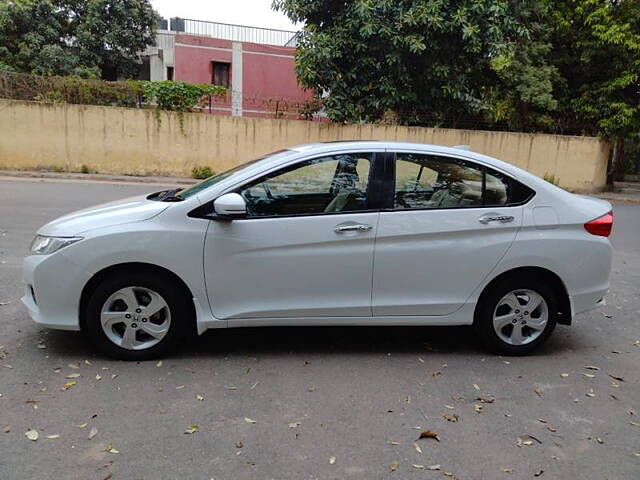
[[584, 211, 613, 237]]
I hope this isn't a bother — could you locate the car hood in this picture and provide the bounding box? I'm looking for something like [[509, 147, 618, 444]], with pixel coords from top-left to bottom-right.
[[38, 194, 171, 236]]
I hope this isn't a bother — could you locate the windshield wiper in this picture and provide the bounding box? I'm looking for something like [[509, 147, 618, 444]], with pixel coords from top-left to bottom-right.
[[147, 188, 184, 202]]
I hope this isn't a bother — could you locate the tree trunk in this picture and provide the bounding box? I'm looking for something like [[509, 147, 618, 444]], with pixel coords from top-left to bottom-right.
[[606, 135, 626, 187], [614, 135, 626, 182]]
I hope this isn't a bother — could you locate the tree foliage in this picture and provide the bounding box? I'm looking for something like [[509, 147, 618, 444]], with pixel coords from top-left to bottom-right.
[[274, 0, 526, 125], [0, 0, 159, 80], [275, 0, 640, 143]]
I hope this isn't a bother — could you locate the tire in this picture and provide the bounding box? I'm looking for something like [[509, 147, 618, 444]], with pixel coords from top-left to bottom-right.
[[84, 270, 191, 360], [473, 277, 558, 355]]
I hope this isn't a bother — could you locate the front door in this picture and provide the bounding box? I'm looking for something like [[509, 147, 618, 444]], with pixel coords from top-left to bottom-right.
[[372, 151, 524, 316], [204, 152, 380, 320]]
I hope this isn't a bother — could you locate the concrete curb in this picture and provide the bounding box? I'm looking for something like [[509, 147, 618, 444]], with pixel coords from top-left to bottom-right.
[[595, 196, 640, 205], [2, 169, 640, 204], [0, 169, 198, 186]]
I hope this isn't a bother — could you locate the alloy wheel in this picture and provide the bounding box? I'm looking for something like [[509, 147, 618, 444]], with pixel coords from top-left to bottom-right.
[[100, 286, 171, 350], [492, 289, 548, 346]]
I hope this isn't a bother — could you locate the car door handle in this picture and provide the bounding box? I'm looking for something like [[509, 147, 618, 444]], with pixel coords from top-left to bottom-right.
[[478, 215, 515, 224], [334, 224, 373, 233]]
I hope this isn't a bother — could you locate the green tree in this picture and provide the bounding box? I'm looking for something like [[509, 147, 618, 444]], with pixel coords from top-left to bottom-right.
[[0, 0, 159, 79], [273, 0, 527, 125], [485, 0, 560, 132], [551, 0, 640, 179]]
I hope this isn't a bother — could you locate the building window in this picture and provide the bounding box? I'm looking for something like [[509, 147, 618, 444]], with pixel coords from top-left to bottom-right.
[[166, 66, 174, 81], [212, 62, 230, 87]]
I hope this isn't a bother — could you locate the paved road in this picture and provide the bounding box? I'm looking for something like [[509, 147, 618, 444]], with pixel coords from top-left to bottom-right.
[[1, 179, 639, 480]]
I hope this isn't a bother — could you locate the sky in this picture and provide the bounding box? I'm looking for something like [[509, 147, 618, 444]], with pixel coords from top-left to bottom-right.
[[150, 0, 299, 32]]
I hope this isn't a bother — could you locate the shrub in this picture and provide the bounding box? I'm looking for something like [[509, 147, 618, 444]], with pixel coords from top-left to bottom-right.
[[543, 173, 560, 186], [191, 166, 214, 179], [142, 81, 226, 131]]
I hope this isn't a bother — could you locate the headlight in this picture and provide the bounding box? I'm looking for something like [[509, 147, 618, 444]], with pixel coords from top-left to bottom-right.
[[30, 235, 83, 255]]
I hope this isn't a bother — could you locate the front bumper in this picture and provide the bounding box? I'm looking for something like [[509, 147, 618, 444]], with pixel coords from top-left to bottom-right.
[[22, 252, 91, 331]]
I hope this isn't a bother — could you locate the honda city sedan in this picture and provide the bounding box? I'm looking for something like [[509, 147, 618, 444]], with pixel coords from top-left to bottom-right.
[[22, 142, 613, 359]]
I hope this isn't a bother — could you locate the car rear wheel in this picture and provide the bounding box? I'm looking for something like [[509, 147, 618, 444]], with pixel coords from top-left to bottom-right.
[[84, 272, 189, 360], [474, 278, 557, 355]]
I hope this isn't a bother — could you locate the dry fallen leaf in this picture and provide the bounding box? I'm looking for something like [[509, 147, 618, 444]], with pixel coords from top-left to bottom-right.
[[516, 435, 541, 447], [76, 422, 88, 428], [25, 430, 38, 441], [501, 467, 514, 473], [473, 404, 483, 413], [287, 422, 301, 429], [534, 388, 544, 398], [156, 361, 163, 367], [582, 373, 595, 378], [630, 421, 640, 428], [413, 442, 423, 454], [329, 456, 336, 465], [442, 413, 459, 422], [62, 380, 77, 390], [196, 394, 204, 401], [608, 374, 625, 382], [417, 430, 440, 441], [46, 434, 60, 439], [534, 469, 544, 477], [105, 444, 119, 454], [389, 461, 399, 472], [175, 385, 185, 390], [428, 464, 441, 471], [184, 425, 199, 434], [66, 373, 80, 379], [244, 417, 257, 424], [476, 395, 495, 404], [68, 363, 80, 369], [95, 374, 102, 380], [473, 383, 480, 391], [412, 464, 425, 469], [584, 365, 600, 371], [88, 427, 98, 440], [560, 373, 569, 378]]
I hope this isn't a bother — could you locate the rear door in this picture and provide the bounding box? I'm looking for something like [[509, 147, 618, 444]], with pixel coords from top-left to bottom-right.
[[372, 151, 529, 316]]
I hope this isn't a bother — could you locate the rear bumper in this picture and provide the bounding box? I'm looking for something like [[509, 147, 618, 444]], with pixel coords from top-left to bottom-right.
[[571, 288, 608, 317]]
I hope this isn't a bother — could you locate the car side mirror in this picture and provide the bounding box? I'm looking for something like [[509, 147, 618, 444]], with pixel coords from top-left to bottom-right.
[[212, 193, 247, 219]]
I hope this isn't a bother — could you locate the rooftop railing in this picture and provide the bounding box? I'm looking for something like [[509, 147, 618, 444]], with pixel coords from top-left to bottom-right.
[[166, 17, 298, 47]]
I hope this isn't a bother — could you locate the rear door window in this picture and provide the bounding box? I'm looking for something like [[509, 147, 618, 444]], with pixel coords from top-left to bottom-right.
[[393, 153, 533, 209]]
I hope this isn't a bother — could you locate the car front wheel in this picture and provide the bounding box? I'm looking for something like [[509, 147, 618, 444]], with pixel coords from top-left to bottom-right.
[[474, 278, 558, 355], [84, 271, 189, 360]]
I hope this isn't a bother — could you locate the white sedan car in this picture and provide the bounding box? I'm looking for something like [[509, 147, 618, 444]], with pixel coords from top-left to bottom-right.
[[23, 142, 613, 359]]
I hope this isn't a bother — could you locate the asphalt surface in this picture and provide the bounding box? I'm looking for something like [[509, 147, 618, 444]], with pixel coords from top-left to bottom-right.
[[0, 178, 639, 480]]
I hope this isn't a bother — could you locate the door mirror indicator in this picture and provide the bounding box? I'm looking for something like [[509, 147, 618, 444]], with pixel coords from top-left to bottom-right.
[[212, 193, 247, 219]]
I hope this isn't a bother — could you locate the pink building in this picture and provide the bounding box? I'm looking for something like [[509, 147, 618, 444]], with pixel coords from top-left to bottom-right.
[[140, 18, 318, 120]]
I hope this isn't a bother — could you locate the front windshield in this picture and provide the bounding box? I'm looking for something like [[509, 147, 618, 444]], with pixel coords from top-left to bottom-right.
[[178, 150, 293, 199]]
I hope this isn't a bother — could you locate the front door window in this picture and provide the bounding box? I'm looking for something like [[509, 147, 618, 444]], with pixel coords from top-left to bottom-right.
[[238, 153, 373, 217]]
